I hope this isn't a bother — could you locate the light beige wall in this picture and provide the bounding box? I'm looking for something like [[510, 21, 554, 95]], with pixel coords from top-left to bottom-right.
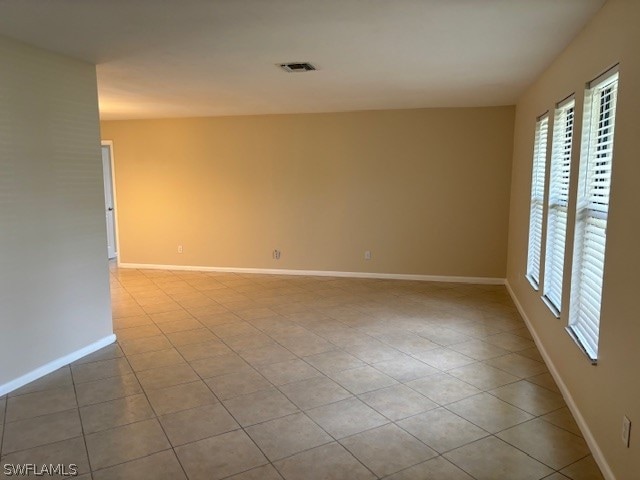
[[506, 0, 639, 477], [101, 106, 514, 278], [0, 36, 113, 390]]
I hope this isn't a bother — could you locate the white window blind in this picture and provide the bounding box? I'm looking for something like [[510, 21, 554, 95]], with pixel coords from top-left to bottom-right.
[[568, 68, 619, 361], [543, 98, 575, 315], [526, 114, 549, 288]]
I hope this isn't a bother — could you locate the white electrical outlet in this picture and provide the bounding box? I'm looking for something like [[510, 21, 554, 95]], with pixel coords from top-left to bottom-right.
[[273, 249, 281, 260], [622, 416, 631, 447], [177, 245, 183, 254], [364, 250, 372, 260]]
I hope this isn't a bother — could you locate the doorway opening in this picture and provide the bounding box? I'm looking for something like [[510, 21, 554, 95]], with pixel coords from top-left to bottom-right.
[[101, 141, 118, 260]]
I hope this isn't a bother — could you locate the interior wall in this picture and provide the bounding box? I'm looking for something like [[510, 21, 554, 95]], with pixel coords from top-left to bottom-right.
[[101, 106, 514, 279], [0, 35, 113, 391], [506, 0, 639, 477]]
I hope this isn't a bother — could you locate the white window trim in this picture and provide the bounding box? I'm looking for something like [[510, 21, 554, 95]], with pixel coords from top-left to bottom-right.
[[567, 65, 619, 363], [542, 95, 575, 318], [526, 113, 549, 290]]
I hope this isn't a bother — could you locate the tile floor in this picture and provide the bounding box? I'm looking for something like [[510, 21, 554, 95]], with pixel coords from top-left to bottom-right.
[[0, 265, 605, 479]]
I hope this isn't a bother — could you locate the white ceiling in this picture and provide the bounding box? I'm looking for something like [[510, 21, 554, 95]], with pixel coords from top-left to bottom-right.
[[0, 0, 605, 120]]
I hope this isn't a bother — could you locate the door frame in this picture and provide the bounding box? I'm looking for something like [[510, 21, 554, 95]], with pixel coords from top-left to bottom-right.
[[101, 140, 120, 263]]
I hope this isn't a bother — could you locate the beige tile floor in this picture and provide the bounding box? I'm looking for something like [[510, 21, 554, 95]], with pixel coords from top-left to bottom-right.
[[0, 265, 605, 479]]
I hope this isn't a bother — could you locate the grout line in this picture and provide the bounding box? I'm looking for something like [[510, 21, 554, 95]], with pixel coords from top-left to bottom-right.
[[435, 401, 585, 475], [141, 268, 283, 477], [89, 447, 175, 477], [189, 276, 387, 479], [70, 364, 95, 477], [112, 272, 191, 480], [101, 266, 591, 479], [229, 331, 421, 479]]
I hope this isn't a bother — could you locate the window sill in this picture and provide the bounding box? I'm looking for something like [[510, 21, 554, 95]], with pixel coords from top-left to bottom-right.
[[541, 295, 561, 319], [565, 326, 598, 365], [525, 274, 540, 291]]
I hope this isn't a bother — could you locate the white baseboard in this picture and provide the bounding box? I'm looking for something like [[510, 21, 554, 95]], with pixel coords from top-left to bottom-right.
[[0, 334, 117, 397], [505, 281, 615, 480], [117, 262, 505, 285]]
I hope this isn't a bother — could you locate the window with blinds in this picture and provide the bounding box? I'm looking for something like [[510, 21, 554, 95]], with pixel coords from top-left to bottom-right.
[[526, 114, 549, 289], [568, 67, 619, 361], [543, 97, 575, 316]]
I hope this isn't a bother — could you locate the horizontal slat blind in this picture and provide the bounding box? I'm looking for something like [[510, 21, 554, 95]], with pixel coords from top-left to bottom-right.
[[543, 99, 575, 314], [569, 69, 619, 360], [526, 115, 549, 288]]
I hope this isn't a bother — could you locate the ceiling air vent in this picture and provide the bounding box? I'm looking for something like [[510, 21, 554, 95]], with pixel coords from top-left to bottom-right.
[[279, 62, 316, 73]]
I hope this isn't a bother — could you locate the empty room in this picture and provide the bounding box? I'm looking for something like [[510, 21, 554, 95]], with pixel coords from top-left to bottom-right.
[[0, 0, 638, 479]]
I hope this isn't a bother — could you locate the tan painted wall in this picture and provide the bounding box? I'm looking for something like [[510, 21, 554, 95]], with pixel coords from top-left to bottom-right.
[[0, 35, 113, 389], [101, 107, 514, 278], [506, 0, 639, 477]]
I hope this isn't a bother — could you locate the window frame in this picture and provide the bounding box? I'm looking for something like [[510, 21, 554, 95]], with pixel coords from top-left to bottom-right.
[[526, 113, 550, 290], [542, 95, 576, 318], [567, 65, 619, 363]]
